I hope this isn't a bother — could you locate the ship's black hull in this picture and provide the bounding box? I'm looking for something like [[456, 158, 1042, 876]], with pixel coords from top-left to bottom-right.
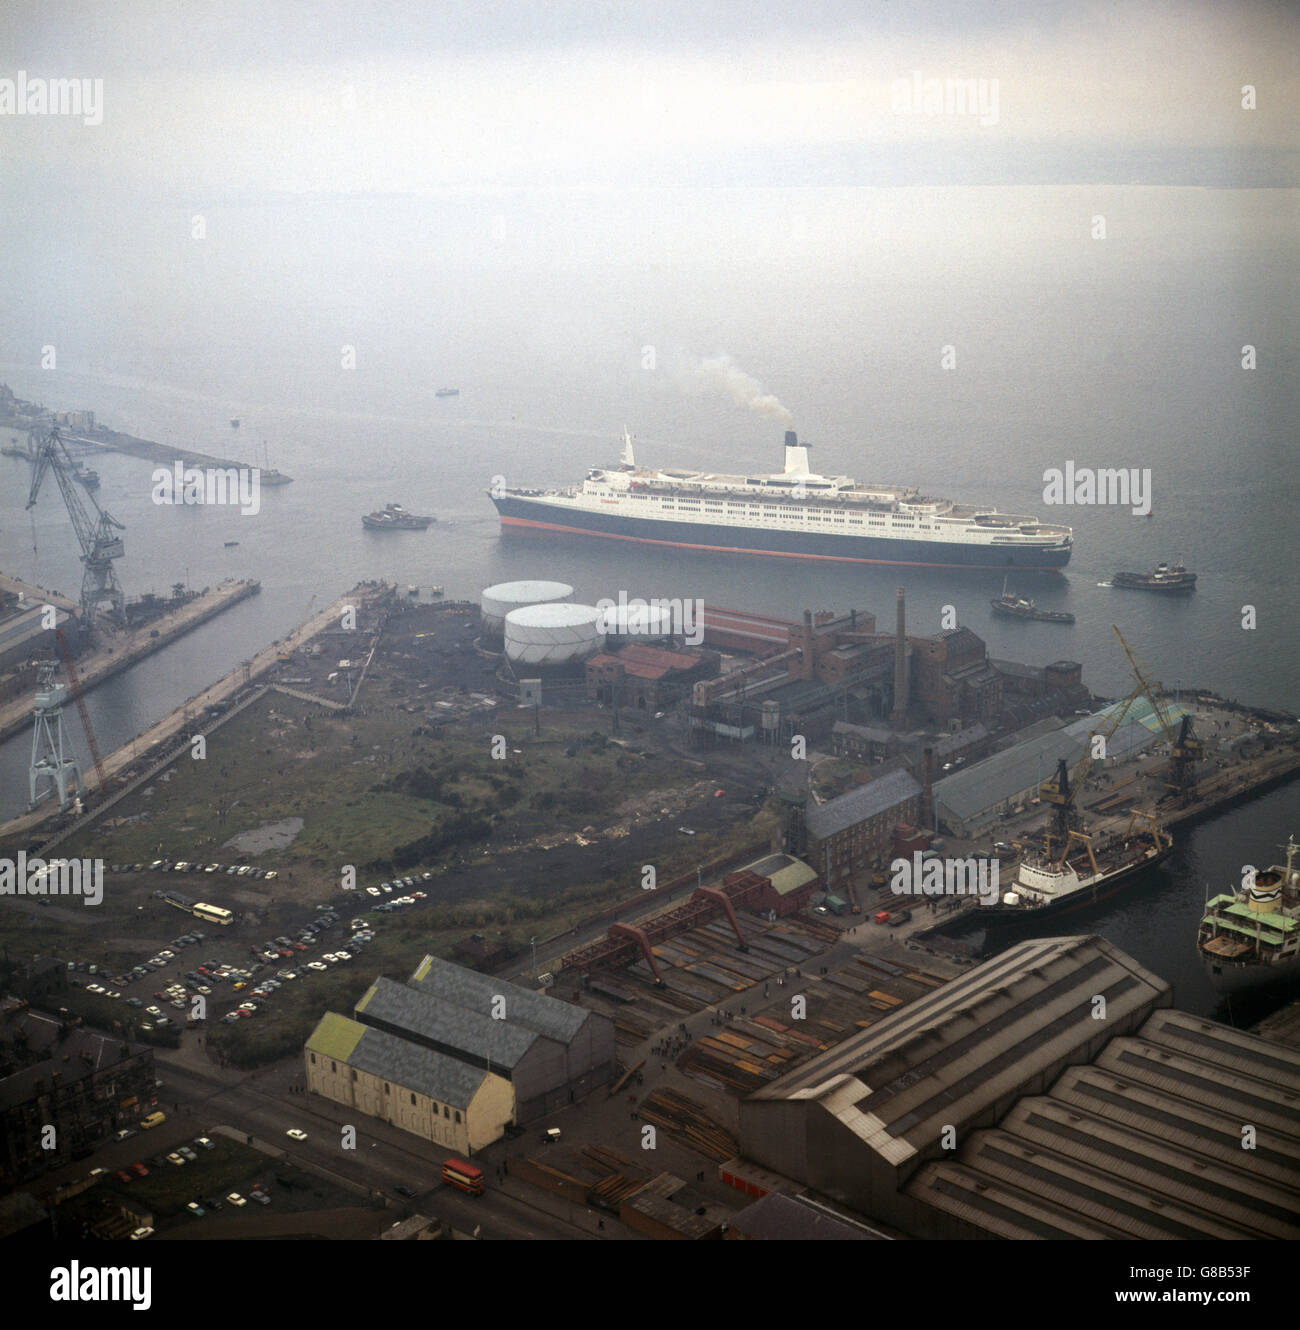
[[977, 844, 1171, 929], [1112, 576, 1196, 592], [493, 496, 1072, 570], [990, 601, 1074, 623]]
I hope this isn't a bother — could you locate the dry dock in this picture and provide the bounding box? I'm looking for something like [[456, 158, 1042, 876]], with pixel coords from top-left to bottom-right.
[[0, 577, 261, 744], [68, 426, 293, 483], [0, 583, 387, 843]]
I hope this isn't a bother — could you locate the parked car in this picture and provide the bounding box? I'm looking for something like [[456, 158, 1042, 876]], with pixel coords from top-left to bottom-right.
[[286, 1129, 308, 1141], [226, 1192, 247, 1207]]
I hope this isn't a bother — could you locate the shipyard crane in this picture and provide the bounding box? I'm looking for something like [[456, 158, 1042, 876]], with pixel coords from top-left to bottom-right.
[[1113, 625, 1205, 803], [1041, 680, 1145, 847], [25, 426, 125, 632], [54, 628, 108, 792]]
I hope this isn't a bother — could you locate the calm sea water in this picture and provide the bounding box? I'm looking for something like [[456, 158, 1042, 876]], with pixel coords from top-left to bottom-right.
[[0, 185, 1295, 1017]]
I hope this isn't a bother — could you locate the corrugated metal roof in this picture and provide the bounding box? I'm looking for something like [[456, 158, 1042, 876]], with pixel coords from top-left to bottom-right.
[[996, 1095, 1300, 1239], [934, 727, 1084, 820], [730, 1191, 884, 1241], [749, 937, 1168, 1169], [806, 769, 921, 840], [407, 955, 589, 1044]]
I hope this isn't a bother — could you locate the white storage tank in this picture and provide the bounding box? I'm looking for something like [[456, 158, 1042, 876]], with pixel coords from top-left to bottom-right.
[[597, 602, 674, 642], [480, 580, 574, 636], [504, 603, 605, 668]]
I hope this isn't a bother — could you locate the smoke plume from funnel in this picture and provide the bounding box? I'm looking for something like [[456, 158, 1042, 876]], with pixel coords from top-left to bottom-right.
[[697, 354, 794, 429]]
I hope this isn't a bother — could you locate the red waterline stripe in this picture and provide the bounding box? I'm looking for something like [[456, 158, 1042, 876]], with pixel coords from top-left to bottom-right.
[[499, 516, 1066, 571]]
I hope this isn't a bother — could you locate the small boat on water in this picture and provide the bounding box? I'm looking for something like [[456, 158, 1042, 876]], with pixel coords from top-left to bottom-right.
[[990, 579, 1074, 623], [224, 540, 240, 547], [1112, 560, 1196, 592], [435, 388, 460, 398], [362, 503, 435, 531]]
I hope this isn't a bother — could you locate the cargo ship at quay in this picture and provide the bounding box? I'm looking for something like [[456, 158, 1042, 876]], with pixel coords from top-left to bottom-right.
[[979, 818, 1172, 928], [491, 430, 1074, 570]]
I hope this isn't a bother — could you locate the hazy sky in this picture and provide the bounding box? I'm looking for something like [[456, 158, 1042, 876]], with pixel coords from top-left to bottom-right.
[[1, 0, 1295, 196]]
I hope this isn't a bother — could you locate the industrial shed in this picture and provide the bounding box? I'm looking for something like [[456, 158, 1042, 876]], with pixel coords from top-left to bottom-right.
[[932, 723, 1083, 835], [908, 1007, 1300, 1240], [736, 853, 820, 917], [739, 939, 1300, 1240], [738, 935, 1170, 1236], [353, 962, 616, 1123], [305, 1012, 513, 1154]]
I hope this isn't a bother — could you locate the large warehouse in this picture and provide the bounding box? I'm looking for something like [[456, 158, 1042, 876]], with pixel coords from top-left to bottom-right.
[[305, 1012, 513, 1155], [737, 935, 1300, 1239], [305, 955, 617, 1143]]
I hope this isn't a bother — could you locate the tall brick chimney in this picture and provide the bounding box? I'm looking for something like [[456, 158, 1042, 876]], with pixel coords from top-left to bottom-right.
[[891, 587, 908, 730]]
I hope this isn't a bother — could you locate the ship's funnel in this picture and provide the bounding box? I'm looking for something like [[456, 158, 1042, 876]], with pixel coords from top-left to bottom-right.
[[782, 431, 812, 477]]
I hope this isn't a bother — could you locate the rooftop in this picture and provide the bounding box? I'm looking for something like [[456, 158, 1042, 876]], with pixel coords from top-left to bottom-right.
[[355, 977, 539, 1069], [407, 955, 589, 1045], [805, 768, 922, 841], [307, 1012, 491, 1109]]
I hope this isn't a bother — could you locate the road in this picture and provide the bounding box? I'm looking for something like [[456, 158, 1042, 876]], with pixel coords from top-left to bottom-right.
[[154, 1054, 609, 1240]]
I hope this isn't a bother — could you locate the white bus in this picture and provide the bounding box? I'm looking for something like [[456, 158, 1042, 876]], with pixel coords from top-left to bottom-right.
[[192, 902, 233, 926]]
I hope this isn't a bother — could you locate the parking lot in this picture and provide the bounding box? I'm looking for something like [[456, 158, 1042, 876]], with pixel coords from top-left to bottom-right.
[[61, 864, 445, 1033]]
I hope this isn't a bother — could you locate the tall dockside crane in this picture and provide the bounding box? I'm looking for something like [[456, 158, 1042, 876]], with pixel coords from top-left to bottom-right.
[[25, 426, 126, 633], [1113, 625, 1205, 804], [1041, 680, 1144, 847]]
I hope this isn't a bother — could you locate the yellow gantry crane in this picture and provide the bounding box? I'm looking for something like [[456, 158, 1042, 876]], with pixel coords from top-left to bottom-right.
[[1113, 625, 1205, 803]]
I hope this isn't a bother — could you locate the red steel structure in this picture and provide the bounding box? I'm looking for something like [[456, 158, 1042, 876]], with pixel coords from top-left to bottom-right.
[[562, 871, 769, 982]]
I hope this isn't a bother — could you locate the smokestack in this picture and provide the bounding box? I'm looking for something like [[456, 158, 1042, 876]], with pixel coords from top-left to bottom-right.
[[891, 587, 908, 731], [784, 430, 798, 448]]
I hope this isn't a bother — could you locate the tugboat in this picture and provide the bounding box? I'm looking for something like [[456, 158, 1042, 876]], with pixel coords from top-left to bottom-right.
[[979, 813, 1171, 927], [362, 503, 435, 531], [71, 461, 99, 489], [990, 578, 1074, 623], [1112, 560, 1197, 592], [1198, 837, 1300, 994]]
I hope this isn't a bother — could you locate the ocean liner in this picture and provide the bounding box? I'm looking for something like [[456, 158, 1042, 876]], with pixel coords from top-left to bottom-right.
[[1198, 838, 1300, 994], [490, 431, 1073, 570]]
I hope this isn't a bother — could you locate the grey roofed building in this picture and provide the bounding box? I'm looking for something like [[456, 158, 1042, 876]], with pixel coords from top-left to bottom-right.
[[408, 953, 587, 1044], [739, 935, 1170, 1236], [328, 1016, 488, 1109], [805, 768, 922, 841], [933, 724, 1086, 834], [907, 1007, 1300, 1240], [355, 976, 538, 1069], [729, 1191, 885, 1241], [832, 720, 894, 745]]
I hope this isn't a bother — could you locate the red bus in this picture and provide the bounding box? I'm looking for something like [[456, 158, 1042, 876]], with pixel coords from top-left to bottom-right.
[[441, 1158, 484, 1196]]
